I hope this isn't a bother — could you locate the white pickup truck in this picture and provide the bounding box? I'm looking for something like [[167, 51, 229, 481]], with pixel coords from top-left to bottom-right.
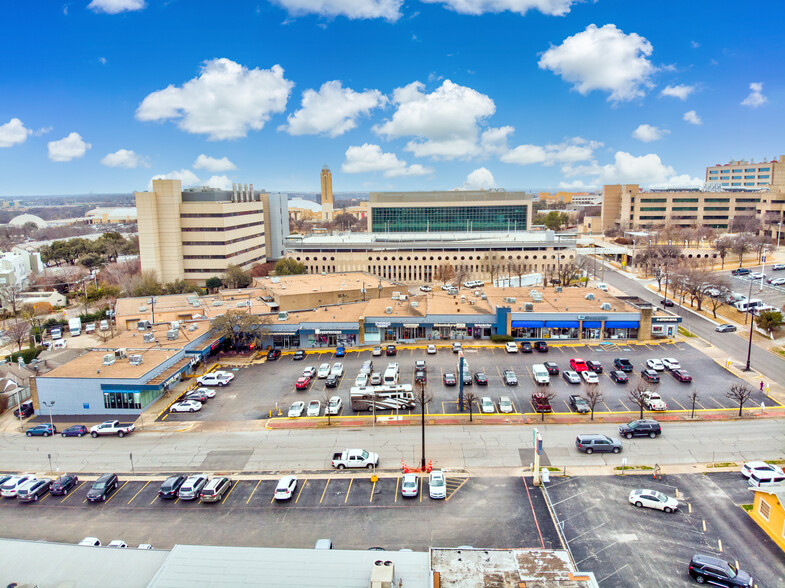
[[89, 420, 135, 438], [331, 449, 379, 470]]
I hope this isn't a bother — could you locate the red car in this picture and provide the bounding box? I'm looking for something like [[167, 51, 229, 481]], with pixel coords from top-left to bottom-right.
[[569, 358, 589, 372], [672, 369, 692, 382], [295, 375, 312, 390]]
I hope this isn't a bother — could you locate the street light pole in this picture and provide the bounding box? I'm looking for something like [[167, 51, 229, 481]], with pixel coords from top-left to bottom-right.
[[420, 381, 426, 470], [42, 400, 58, 472]]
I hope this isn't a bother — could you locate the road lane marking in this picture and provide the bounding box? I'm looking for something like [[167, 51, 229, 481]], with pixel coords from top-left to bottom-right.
[[246, 480, 261, 505], [295, 479, 307, 504], [221, 480, 239, 504], [104, 481, 128, 504], [345, 478, 353, 503], [370, 479, 376, 503], [127, 481, 150, 505], [319, 479, 330, 504], [60, 481, 86, 503]]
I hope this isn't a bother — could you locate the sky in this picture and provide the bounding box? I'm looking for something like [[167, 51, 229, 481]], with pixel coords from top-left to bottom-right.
[[1, 0, 784, 196]]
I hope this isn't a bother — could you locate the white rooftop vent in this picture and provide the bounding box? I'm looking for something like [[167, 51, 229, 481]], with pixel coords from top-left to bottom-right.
[[410, 301, 419, 308], [102, 353, 115, 366], [385, 306, 393, 314], [143, 332, 155, 343], [212, 300, 223, 306], [138, 305, 147, 312], [271, 277, 280, 283], [370, 560, 395, 588], [530, 291, 543, 302], [504, 297, 516, 303], [585, 293, 595, 300], [128, 354, 143, 366], [600, 302, 612, 311], [188, 324, 198, 331], [278, 311, 289, 321]]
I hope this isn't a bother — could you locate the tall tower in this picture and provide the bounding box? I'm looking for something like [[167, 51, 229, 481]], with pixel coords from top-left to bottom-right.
[[320, 165, 334, 221]]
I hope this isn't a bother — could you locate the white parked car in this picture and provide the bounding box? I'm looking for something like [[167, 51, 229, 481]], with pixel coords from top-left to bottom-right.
[[419, 285, 432, 292], [137, 544, 153, 550], [769, 277, 785, 286], [429, 470, 447, 499], [196, 373, 231, 387], [288, 401, 305, 418], [170, 400, 202, 413], [741, 461, 784, 478], [498, 396, 513, 413], [370, 372, 382, 385], [596, 282, 608, 291], [107, 540, 128, 548], [505, 342, 518, 353], [355, 373, 369, 387], [306, 400, 321, 417], [275, 476, 298, 501], [213, 371, 235, 381], [78, 537, 101, 546], [401, 473, 419, 497], [326, 396, 342, 415], [643, 392, 667, 411], [750, 272, 766, 280], [629, 489, 678, 513], [194, 387, 216, 398], [480, 397, 495, 413], [660, 358, 680, 371], [645, 359, 665, 371], [372, 346, 383, 356], [427, 344, 437, 354], [581, 371, 599, 384], [330, 363, 344, 377], [302, 366, 317, 378], [317, 363, 331, 379]]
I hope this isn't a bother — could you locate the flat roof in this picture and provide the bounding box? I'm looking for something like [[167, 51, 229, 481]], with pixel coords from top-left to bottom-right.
[[255, 272, 398, 297], [370, 190, 531, 203], [40, 348, 181, 380], [482, 286, 627, 314]]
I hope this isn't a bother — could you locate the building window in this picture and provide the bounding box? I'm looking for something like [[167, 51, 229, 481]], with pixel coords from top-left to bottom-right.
[[371, 204, 529, 232], [732, 176, 742, 180], [703, 207, 729, 211], [672, 207, 698, 211], [732, 182, 741, 186], [640, 198, 667, 203], [640, 207, 666, 211], [672, 198, 699, 203], [758, 498, 771, 521], [705, 198, 729, 202], [759, 175, 770, 178], [759, 167, 770, 171]]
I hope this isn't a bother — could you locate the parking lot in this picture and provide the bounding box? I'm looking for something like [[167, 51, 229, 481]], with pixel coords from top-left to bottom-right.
[[0, 474, 559, 552], [162, 341, 777, 423], [548, 472, 785, 587]]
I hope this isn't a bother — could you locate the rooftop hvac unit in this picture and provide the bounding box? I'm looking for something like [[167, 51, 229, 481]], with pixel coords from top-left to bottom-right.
[[480, 294, 487, 300], [138, 305, 147, 312], [504, 297, 517, 303], [114, 348, 127, 359], [102, 353, 115, 366], [585, 293, 595, 300], [137, 320, 151, 331], [385, 306, 393, 314], [278, 311, 289, 321], [143, 332, 155, 343], [524, 302, 534, 312], [469, 300, 476, 305], [189, 324, 198, 331], [270, 277, 280, 283], [410, 301, 419, 308], [166, 329, 178, 340], [128, 355, 143, 366], [370, 560, 395, 588], [191, 301, 200, 307], [392, 292, 401, 300], [600, 303, 612, 311], [530, 291, 543, 302], [170, 321, 180, 331], [212, 300, 223, 306]]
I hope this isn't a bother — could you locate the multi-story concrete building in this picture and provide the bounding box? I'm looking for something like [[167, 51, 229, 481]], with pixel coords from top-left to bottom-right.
[[705, 155, 785, 191], [320, 165, 334, 221], [285, 230, 575, 283], [601, 184, 785, 235], [0, 248, 42, 289], [135, 179, 279, 285], [367, 190, 532, 233]]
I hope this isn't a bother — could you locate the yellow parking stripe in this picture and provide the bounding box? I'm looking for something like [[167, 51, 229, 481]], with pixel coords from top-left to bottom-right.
[[319, 479, 330, 504], [246, 480, 261, 505], [221, 480, 238, 504], [38, 492, 49, 503], [295, 479, 307, 504], [127, 481, 149, 505], [60, 481, 86, 503], [419, 477, 423, 502], [104, 481, 128, 504], [345, 478, 353, 503], [394, 477, 399, 502], [370, 479, 377, 503], [149, 494, 159, 505]]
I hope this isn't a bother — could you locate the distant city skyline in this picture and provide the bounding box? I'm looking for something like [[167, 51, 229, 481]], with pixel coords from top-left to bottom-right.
[[1, 0, 783, 196]]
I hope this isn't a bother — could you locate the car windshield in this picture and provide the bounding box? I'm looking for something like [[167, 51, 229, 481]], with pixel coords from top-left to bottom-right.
[[93, 482, 106, 490], [432, 477, 445, 487]]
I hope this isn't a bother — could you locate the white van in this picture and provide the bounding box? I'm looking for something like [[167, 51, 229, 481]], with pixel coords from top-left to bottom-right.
[[532, 364, 550, 385], [596, 283, 608, 292], [748, 471, 785, 488], [734, 298, 763, 312], [383, 364, 399, 385]]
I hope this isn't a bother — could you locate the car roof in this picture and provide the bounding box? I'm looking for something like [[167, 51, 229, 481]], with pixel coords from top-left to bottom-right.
[[96, 473, 115, 481]]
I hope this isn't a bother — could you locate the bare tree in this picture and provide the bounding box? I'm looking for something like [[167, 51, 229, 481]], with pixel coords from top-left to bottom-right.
[[714, 237, 733, 269], [321, 391, 336, 426], [433, 265, 455, 288], [751, 234, 770, 263], [673, 260, 713, 311], [454, 265, 470, 290], [210, 311, 271, 351], [0, 283, 24, 318], [726, 382, 754, 417], [731, 234, 753, 267], [6, 320, 31, 352], [706, 282, 731, 319], [689, 390, 699, 419], [462, 389, 479, 422], [584, 386, 604, 421], [627, 378, 651, 420]]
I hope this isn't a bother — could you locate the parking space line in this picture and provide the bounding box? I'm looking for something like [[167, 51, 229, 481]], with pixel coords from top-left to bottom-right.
[[419, 477, 423, 502], [562, 399, 571, 412], [601, 400, 612, 412], [246, 480, 261, 505], [61, 481, 87, 503], [221, 481, 239, 504], [370, 479, 377, 503], [344, 478, 353, 503], [149, 494, 159, 505], [104, 481, 128, 504], [670, 397, 687, 410], [319, 479, 330, 504], [127, 481, 149, 505], [617, 399, 631, 411], [295, 479, 307, 504], [394, 477, 399, 502], [445, 477, 468, 501], [709, 397, 726, 409]]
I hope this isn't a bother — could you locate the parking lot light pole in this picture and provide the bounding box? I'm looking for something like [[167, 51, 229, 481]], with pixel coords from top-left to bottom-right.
[[42, 400, 58, 472], [420, 381, 426, 471]]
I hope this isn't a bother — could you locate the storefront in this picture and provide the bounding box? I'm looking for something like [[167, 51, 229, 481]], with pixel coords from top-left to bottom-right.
[[603, 320, 639, 339], [431, 323, 468, 340], [300, 323, 360, 348], [543, 320, 579, 340], [651, 316, 680, 338], [510, 320, 543, 339], [470, 323, 494, 339], [270, 331, 300, 349], [580, 321, 602, 340]]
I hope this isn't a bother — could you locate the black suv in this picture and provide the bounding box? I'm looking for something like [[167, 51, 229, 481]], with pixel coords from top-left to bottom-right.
[[618, 419, 661, 439], [50, 474, 79, 496], [87, 473, 118, 502], [158, 475, 187, 499], [586, 360, 603, 374], [293, 350, 305, 360], [520, 342, 533, 353], [613, 358, 633, 372], [688, 554, 753, 587], [544, 361, 559, 375], [386, 345, 397, 356], [533, 341, 548, 352], [267, 349, 281, 361], [569, 395, 590, 413], [13, 401, 34, 418]]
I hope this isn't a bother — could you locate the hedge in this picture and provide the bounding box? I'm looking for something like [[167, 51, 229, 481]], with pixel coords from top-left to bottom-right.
[[5, 346, 45, 364], [490, 334, 514, 343]]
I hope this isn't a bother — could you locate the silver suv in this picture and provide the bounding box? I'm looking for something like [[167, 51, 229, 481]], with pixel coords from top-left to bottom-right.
[[199, 477, 232, 503], [575, 434, 622, 454], [178, 475, 208, 500]]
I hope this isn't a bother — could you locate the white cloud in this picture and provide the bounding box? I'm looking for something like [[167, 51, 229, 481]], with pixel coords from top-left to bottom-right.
[[99, 57, 107, 65], [205, 175, 233, 190], [741, 82, 767, 108], [683, 110, 702, 125], [342, 143, 432, 177], [88, 0, 146, 14], [374, 80, 496, 159], [501, 137, 601, 166], [480, 126, 514, 155], [193, 154, 237, 172], [149, 169, 201, 190], [420, 0, 579, 16], [690, 40, 700, 49], [0, 118, 33, 148], [558, 179, 597, 190], [632, 124, 669, 142], [660, 84, 695, 100], [280, 81, 386, 137], [100, 149, 148, 168], [561, 151, 702, 188], [136, 58, 294, 140], [269, 0, 402, 20], [461, 167, 496, 190], [47, 132, 91, 162], [538, 24, 655, 102]]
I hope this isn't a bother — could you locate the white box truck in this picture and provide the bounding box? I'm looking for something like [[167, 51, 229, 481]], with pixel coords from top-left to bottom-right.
[[69, 317, 82, 337]]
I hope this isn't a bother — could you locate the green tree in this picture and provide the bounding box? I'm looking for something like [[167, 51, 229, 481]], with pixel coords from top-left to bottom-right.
[[78, 252, 106, 270], [223, 264, 253, 289], [205, 277, 223, 292], [165, 279, 199, 294], [756, 310, 783, 334], [535, 211, 570, 230], [210, 311, 270, 350], [274, 258, 308, 276]]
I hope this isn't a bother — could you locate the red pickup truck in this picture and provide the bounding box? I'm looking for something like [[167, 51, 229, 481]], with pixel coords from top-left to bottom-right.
[[531, 393, 553, 413]]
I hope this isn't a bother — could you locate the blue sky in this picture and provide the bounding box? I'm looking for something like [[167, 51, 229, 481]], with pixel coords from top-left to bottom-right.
[[1, 0, 784, 196]]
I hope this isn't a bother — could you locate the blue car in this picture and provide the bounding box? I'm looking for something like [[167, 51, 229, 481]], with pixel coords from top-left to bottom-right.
[[61, 425, 88, 438], [335, 346, 346, 357], [26, 424, 56, 437]]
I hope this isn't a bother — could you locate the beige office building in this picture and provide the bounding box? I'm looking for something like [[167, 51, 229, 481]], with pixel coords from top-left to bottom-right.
[[285, 230, 575, 283], [705, 155, 785, 191], [135, 179, 267, 285]]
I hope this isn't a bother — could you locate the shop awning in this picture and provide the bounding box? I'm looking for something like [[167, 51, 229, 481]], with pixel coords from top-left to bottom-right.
[[604, 321, 640, 329], [581, 321, 601, 328], [545, 321, 579, 328], [511, 320, 544, 328]]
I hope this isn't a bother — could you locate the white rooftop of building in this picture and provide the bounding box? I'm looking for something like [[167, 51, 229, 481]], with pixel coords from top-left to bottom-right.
[[286, 230, 574, 247]]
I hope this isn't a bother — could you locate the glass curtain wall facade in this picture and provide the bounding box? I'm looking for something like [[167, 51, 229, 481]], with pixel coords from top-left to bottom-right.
[[372, 205, 528, 233]]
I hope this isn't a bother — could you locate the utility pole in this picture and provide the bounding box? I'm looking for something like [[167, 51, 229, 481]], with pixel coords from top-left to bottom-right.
[[419, 381, 426, 470], [744, 275, 754, 372]]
